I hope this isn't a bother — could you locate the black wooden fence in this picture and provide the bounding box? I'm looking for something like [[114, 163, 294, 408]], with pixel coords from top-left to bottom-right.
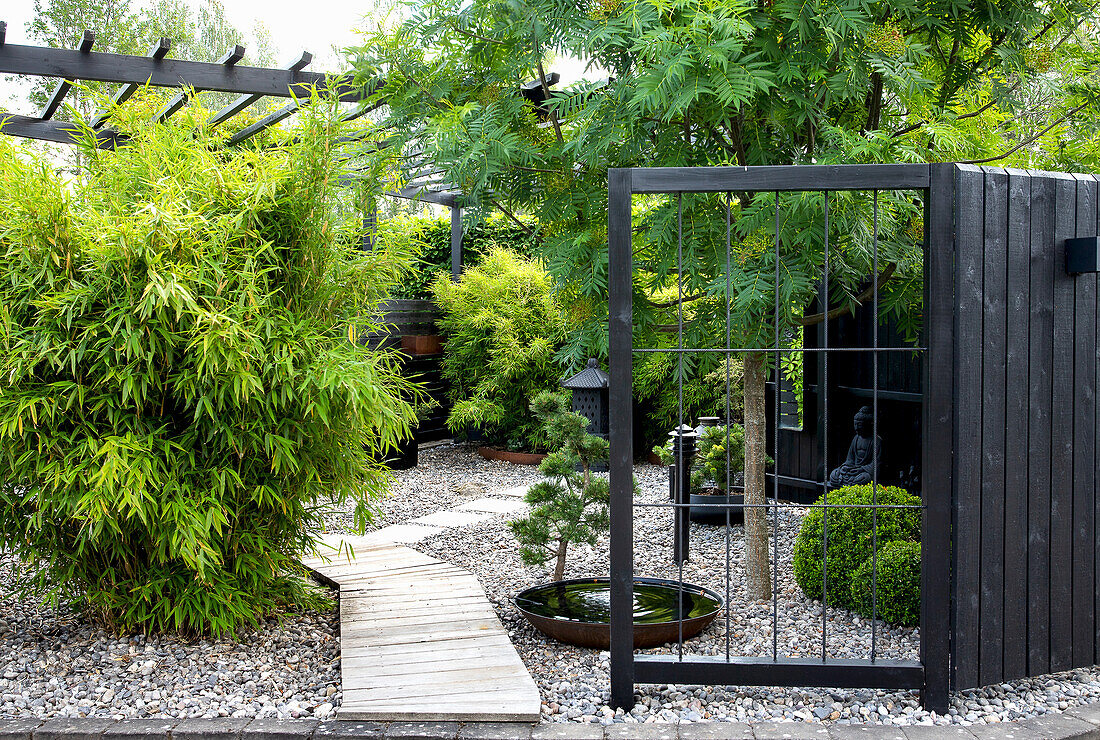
[[951, 166, 1099, 690]]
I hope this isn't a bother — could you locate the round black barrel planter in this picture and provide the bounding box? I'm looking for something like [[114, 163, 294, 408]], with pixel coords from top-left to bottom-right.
[[514, 577, 723, 649], [689, 487, 745, 525]]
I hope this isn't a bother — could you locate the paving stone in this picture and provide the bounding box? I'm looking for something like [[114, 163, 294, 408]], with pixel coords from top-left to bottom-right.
[[1019, 715, 1100, 740], [409, 511, 495, 528], [243, 719, 321, 740], [456, 724, 534, 740], [360, 524, 444, 544], [678, 721, 753, 739], [902, 728, 979, 740], [751, 723, 831, 740], [313, 722, 387, 740], [0, 720, 44, 740], [606, 724, 677, 740], [103, 720, 176, 739], [1067, 708, 1100, 728], [529, 725, 604, 740], [33, 719, 116, 740], [172, 718, 254, 740], [455, 499, 528, 515], [829, 727, 907, 740], [968, 723, 1046, 740], [384, 724, 460, 740], [496, 486, 529, 498]]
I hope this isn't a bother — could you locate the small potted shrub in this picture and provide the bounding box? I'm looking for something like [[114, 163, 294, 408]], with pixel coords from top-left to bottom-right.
[[510, 393, 724, 648]]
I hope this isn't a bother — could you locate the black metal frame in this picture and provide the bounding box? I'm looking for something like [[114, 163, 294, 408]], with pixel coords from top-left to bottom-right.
[[607, 164, 953, 712]]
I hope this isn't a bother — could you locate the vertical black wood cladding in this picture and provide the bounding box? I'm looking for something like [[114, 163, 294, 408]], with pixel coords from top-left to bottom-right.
[[1049, 171, 1077, 674], [979, 167, 1008, 687], [1026, 170, 1054, 677], [952, 166, 1100, 689], [1072, 174, 1097, 669], [953, 164, 984, 691], [1002, 168, 1031, 682]]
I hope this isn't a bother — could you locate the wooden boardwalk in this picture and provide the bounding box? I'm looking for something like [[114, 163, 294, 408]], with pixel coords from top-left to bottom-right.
[[300, 534, 542, 722]]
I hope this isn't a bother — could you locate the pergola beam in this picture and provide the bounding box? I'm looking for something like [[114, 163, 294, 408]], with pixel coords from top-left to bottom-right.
[[207, 51, 313, 130], [0, 42, 360, 100], [0, 111, 123, 148], [91, 38, 171, 129], [226, 101, 298, 145], [38, 30, 94, 120], [152, 44, 245, 124]]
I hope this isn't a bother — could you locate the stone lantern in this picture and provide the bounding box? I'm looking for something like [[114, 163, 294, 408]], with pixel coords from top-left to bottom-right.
[[561, 358, 610, 439]]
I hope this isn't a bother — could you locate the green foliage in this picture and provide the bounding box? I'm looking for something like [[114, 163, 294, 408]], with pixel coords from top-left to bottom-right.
[[432, 248, 567, 451], [697, 424, 746, 488], [0, 97, 419, 636], [792, 485, 921, 611], [850, 540, 921, 627], [349, 0, 1100, 366], [634, 354, 744, 452], [383, 213, 541, 299], [508, 392, 611, 580]]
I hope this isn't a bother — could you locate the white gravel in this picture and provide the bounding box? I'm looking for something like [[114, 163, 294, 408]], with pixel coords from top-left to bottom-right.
[[0, 557, 340, 720], [345, 443, 1100, 727], [1, 442, 1098, 725]]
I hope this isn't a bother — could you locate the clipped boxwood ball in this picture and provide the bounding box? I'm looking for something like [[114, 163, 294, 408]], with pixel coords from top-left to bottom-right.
[[792, 485, 920, 611], [850, 541, 921, 627]]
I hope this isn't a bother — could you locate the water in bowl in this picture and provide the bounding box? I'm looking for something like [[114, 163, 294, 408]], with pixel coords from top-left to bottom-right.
[[514, 579, 720, 624]]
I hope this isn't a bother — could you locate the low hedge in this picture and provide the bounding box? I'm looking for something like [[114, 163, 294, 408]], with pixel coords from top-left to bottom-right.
[[850, 540, 922, 627], [792, 485, 921, 613]]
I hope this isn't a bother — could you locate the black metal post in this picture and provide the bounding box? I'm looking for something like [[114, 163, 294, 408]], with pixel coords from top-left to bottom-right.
[[450, 206, 463, 280], [921, 163, 954, 712], [670, 424, 697, 564], [608, 168, 634, 711]]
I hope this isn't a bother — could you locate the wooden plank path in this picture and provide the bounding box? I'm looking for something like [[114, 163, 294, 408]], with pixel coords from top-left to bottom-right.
[[299, 534, 541, 722]]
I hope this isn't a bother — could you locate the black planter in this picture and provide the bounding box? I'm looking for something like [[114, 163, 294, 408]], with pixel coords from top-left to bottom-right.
[[689, 487, 745, 525]]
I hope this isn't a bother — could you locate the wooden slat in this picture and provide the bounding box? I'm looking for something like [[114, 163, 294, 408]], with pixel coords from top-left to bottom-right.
[[297, 540, 539, 722], [979, 167, 1008, 686], [953, 164, 984, 689], [1072, 173, 1097, 668], [1002, 167, 1031, 681], [1027, 170, 1055, 676], [1049, 171, 1077, 673]]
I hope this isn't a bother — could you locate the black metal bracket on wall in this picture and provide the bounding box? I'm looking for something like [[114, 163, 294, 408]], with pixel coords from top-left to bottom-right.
[[607, 164, 953, 713]]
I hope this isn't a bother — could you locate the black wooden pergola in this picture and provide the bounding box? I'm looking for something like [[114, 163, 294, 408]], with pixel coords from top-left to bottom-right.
[[0, 20, 470, 274]]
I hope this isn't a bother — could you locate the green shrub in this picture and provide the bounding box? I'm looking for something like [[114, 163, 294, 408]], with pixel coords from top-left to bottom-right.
[[0, 98, 419, 636], [792, 485, 921, 611], [652, 423, 746, 493], [384, 214, 539, 299], [432, 247, 567, 451], [850, 541, 921, 627]]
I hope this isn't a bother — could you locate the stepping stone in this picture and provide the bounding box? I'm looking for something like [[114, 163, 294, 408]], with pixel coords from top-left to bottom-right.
[[410, 510, 495, 528], [496, 485, 529, 498], [456, 498, 528, 515], [360, 524, 444, 544]]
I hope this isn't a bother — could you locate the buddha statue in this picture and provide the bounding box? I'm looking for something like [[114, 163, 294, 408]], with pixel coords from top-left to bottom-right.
[[827, 406, 881, 488]]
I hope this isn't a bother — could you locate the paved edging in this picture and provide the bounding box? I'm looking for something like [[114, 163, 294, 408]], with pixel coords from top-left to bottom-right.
[[0, 706, 1098, 740]]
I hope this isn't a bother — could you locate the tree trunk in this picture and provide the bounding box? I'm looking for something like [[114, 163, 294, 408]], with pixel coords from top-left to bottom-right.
[[554, 539, 568, 581], [742, 352, 772, 600]]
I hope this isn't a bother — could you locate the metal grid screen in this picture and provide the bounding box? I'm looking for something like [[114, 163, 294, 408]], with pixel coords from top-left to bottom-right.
[[607, 165, 953, 713]]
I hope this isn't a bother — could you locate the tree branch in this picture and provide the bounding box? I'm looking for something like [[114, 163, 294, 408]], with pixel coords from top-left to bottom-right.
[[488, 196, 537, 235], [798, 263, 897, 327], [961, 101, 1090, 164]]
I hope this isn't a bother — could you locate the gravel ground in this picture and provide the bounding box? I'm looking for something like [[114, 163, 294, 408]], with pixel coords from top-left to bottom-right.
[[0, 564, 340, 720], [350, 444, 1100, 727]]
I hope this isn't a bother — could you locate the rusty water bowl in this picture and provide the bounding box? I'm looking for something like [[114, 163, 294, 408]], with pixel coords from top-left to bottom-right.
[[513, 577, 724, 649]]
